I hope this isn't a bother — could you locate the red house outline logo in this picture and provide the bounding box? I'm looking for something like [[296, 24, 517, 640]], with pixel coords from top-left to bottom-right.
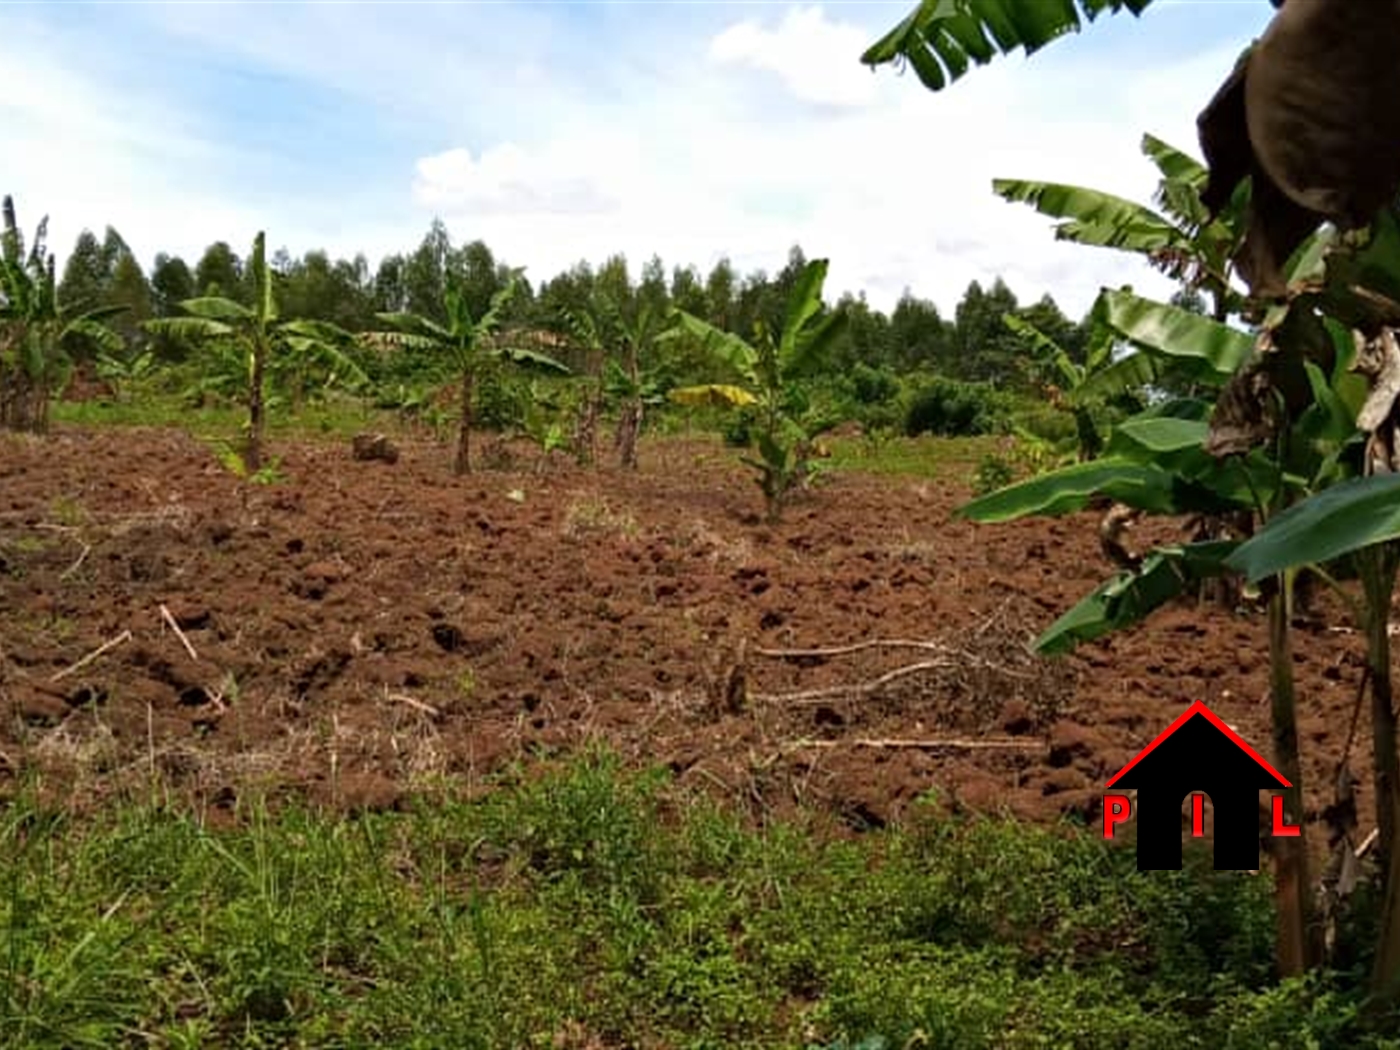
[[1102, 701, 1300, 870]]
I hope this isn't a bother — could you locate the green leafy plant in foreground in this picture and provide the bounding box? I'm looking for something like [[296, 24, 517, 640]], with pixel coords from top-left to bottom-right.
[[965, 134, 1400, 1000], [665, 258, 847, 523]]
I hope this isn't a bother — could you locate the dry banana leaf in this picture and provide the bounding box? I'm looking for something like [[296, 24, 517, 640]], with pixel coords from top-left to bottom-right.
[[1197, 0, 1400, 297]]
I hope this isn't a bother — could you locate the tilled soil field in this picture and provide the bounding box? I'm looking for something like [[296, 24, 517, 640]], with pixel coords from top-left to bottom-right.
[[0, 426, 1377, 852]]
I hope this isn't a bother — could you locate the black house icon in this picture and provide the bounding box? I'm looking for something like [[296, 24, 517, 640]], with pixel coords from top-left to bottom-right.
[[1106, 701, 1290, 870]]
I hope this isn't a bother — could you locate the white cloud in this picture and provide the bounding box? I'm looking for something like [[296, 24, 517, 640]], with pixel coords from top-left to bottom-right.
[[709, 6, 880, 109], [1, 1, 1276, 322], [412, 145, 618, 216]]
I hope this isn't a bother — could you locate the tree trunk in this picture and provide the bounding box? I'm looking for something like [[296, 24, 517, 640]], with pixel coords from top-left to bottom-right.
[[615, 401, 642, 470], [245, 339, 266, 473], [615, 345, 642, 470], [1269, 578, 1320, 976], [1362, 546, 1400, 1001], [454, 368, 475, 475]]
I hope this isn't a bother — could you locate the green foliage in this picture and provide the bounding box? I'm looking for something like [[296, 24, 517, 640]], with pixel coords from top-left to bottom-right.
[[1, 196, 125, 432], [3, 756, 1396, 1049], [902, 376, 1009, 437], [666, 258, 848, 521], [862, 1, 1158, 92], [972, 452, 1015, 495]]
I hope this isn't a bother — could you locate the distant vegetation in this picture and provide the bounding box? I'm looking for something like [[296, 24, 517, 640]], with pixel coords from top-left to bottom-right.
[[3, 196, 1105, 459]]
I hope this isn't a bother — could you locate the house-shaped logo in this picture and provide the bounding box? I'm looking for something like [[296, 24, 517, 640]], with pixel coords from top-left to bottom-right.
[[1102, 701, 1300, 870]]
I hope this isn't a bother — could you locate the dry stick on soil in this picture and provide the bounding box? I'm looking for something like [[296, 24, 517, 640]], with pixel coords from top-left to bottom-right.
[[159, 604, 199, 662], [386, 690, 442, 720], [50, 629, 132, 682], [753, 639, 956, 659], [753, 638, 1040, 680], [787, 737, 1046, 752], [60, 541, 90, 581], [751, 658, 957, 706]]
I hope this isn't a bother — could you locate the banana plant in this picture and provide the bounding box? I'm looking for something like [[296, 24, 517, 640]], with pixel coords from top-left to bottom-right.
[[664, 258, 847, 523], [1, 195, 125, 432], [368, 273, 567, 474], [1002, 297, 1120, 464], [962, 209, 1366, 979], [1214, 222, 1400, 1003], [994, 133, 1249, 323], [861, 0, 1157, 92], [94, 345, 156, 402], [557, 296, 609, 467], [144, 231, 350, 472]]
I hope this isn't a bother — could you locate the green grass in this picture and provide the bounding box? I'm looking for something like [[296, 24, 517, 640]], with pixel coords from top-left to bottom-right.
[[824, 433, 1005, 481], [49, 395, 394, 443], [2, 749, 1395, 1049]]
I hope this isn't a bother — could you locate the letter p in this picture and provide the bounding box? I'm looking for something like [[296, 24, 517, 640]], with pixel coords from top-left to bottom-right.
[[1103, 794, 1131, 839]]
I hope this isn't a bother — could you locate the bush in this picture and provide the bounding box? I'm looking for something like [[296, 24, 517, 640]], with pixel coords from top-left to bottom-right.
[[903, 377, 1009, 437], [474, 369, 531, 431], [848, 363, 901, 406]]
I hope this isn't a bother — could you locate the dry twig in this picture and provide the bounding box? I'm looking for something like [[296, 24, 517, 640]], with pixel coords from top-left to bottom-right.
[[754, 639, 954, 660], [51, 629, 132, 682], [159, 604, 199, 662], [786, 736, 1045, 752], [387, 691, 442, 720], [752, 659, 958, 705]]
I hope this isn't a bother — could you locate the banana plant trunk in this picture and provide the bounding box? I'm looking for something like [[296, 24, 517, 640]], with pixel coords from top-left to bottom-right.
[[1268, 577, 1319, 976], [615, 346, 642, 470], [454, 367, 475, 475], [574, 358, 602, 468], [246, 337, 267, 473], [1361, 546, 1400, 1001]]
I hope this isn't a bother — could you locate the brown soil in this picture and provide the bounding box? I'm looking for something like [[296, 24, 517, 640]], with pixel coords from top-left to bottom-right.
[[0, 426, 1378, 855]]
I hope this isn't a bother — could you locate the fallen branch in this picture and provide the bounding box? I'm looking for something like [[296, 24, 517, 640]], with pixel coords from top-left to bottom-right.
[[51, 629, 132, 682], [1357, 827, 1380, 859], [60, 542, 91, 580], [787, 736, 1044, 752], [752, 659, 957, 705], [754, 639, 954, 660], [387, 692, 442, 719], [159, 604, 199, 662]]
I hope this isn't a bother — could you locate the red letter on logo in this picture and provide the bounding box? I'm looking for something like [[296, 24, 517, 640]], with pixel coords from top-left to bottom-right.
[[1272, 796, 1301, 837], [1103, 794, 1131, 838], [1192, 794, 1206, 837]]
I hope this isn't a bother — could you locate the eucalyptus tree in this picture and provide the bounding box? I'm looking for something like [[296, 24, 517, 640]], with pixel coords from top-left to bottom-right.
[[145, 231, 356, 471], [368, 273, 567, 475], [0, 196, 124, 432]]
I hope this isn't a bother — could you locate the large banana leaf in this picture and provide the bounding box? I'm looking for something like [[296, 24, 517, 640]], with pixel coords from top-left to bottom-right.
[[1036, 540, 1239, 654], [1002, 313, 1080, 388], [1227, 474, 1400, 584], [993, 178, 1182, 254], [249, 231, 277, 325], [1106, 415, 1281, 509], [862, 0, 1157, 91], [787, 309, 848, 379], [1077, 289, 1256, 399], [372, 312, 452, 343], [664, 311, 759, 387], [956, 457, 1180, 521], [62, 317, 124, 356], [778, 259, 829, 365], [668, 384, 758, 408], [178, 297, 255, 323], [497, 345, 570, 373], [144, 317, 236, 342]]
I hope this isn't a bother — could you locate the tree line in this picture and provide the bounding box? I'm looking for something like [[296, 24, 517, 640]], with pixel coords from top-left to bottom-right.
[[54, 216, 1090, 390]]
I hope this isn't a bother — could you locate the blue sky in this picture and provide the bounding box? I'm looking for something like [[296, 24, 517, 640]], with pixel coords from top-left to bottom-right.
[[1, 0, 1274, 317]]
